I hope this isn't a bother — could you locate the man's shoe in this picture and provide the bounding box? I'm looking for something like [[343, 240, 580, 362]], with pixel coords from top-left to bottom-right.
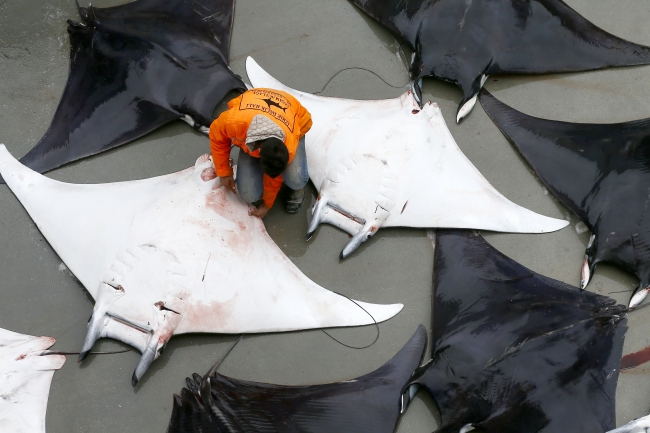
[[285, 188, 305, 214]]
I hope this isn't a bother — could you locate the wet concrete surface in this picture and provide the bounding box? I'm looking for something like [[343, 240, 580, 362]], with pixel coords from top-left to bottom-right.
[[1, 0, 650, 431]]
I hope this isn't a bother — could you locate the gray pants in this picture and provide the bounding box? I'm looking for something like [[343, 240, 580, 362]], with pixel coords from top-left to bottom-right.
[[236, 136, 309, 204]]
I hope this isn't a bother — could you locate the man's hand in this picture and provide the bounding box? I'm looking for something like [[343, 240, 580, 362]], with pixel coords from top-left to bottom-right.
[[249, 203, 270, 219], [220, 176, 236, 193]]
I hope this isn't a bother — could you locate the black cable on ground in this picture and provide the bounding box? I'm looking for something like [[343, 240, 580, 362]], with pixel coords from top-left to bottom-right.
[[321, 291, 380, 349], [313, 36, 411, 95]]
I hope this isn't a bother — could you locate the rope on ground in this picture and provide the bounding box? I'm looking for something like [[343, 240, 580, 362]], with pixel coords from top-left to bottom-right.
[[321, 291, 380, 349]]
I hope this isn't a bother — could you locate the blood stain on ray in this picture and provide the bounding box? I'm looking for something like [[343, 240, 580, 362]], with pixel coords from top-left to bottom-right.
[[205, 189, 228, 211], [201, 167, 218, 181], [181, 296, 239, 332]]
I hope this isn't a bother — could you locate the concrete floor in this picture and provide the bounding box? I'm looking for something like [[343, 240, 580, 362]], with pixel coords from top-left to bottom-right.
[[1, 0, 650, 431]]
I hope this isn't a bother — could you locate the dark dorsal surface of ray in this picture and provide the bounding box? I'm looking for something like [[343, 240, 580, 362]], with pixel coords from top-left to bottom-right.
[[166, 325, 427, 433], [348, 0, 650, 121], [479, 89, 650, 301], [5, 0, 246, 181], [408, 230, 627, 433]]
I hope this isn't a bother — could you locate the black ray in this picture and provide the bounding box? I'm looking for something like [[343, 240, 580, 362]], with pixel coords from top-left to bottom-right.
[[166, 325, 427, 433], [3, 0, 245, 182], [480, 89, 650, 306], [349, 0, 650, 122], [409, 230, 627, 433]]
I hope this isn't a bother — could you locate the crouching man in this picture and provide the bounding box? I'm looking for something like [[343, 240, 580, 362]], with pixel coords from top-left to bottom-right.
[[209, 88, 312, 218]]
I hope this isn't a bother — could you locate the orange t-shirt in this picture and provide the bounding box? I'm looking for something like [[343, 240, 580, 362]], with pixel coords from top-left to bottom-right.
[[209, 88, 313, 208]]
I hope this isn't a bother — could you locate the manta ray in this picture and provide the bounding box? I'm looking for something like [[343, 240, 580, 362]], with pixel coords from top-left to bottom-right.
[[479, 90, 650, 307], [348, 0, 650, 122], [246, 57, 567, 259], [0, 145, 403, 386], [166, 326, 426, 433], [0, 0, 246, 183], [0, 328, 66, 433], [407, 230, 628, 433]]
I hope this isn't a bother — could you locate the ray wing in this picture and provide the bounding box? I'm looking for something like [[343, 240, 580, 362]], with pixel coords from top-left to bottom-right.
[[84, 0, 238, 75], [166, 326, 426, 433], [480, 89, 650, 303], [0, 145, 402, 385], [4, 0, 245, 181], [0, 328, 66, 433], [349, 0, 650, 122], [409, 230, 627, 433], [247, 58, 567, 259], [347, 0, 422, 49]]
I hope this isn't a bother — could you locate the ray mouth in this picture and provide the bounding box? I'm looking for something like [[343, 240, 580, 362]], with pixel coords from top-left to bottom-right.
[[306, 198, 365, 241], [324, 202, 366, 226], [78, 308, 176, 386], [107, 313, 153, 336], [78, 313, 151, 363]]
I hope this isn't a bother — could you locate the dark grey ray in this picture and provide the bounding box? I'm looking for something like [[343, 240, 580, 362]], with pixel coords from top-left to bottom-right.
[[0, 0, 246, 183], [349, 0, 650, 122], [409, 230, 628, 433], [166, 326, 427, 433], [480, 89, 650, 306]]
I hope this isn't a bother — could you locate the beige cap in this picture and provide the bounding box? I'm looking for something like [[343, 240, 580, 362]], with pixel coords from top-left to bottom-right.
[[245, 115, 286, 149]]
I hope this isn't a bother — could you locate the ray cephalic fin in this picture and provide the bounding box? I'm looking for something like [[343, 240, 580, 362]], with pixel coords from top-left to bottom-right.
[[166, 326, 427, 433], [349, 0, 650, 121], [408, 230, 627, 433], [479, 89, 650, 305], [0, 0, 245, 183]]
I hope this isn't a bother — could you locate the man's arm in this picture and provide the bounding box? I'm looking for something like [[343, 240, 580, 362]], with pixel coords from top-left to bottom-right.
[[261, 174, 283, 209], [248, 175, 282, 219], [209, 111, 235, 178]]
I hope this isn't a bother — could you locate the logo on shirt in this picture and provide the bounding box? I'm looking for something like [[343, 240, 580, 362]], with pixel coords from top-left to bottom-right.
[[239, 89, 296, 132], [260, 98, 287, 113]]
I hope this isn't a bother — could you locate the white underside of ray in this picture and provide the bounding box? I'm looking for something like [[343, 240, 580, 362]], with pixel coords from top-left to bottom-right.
[[0, 146, 402, 383], [607, 414, 650, 433], [246, 57, 568, 257], [0, 328, 65, 433]]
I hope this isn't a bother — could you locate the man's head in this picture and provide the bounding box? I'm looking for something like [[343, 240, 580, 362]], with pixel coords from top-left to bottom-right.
[[259, 137, 289, 178]]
